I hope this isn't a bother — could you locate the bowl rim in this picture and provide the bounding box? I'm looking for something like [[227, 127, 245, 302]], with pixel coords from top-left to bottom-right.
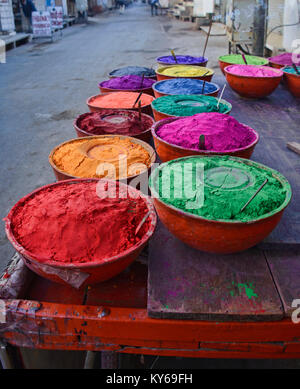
[[149, 155, 292, 225], [156, 55, 208, 65], [224, 64, 284, 79], [218, 54, 269, 65], [152, 78, 220, 96], [86, 92, 154, 110], [4, 178, 157, 269], [74, 110, 155, 137], [48, 134, 156, 180], [156, 65, 214, 77], [151, 95, 232, 116], [151, 116, 260, 154]]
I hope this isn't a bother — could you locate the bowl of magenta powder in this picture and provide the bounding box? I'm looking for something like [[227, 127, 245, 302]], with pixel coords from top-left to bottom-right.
[[149, 156, 291, 254], [152, 78, 220, 98], [99, 75, 156, 96], [224, 65, 283, 98], [152, 113, 259, 162], [156, 55, 208, 67], [4, 179, 157, 287], [74, 109, 154, 143], [268, 52, 300, 69]]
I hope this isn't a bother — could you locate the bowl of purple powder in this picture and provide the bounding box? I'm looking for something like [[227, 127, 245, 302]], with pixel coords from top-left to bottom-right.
[[99, 75, 156, 96], [156, 55, 208, 67]]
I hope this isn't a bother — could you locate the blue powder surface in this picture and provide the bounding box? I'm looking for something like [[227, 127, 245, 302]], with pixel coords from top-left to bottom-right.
[[154, 78, 219, 95]]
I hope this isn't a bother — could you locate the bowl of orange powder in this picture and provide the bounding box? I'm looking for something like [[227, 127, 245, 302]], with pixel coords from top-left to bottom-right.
[[87, 91, 154, 116]]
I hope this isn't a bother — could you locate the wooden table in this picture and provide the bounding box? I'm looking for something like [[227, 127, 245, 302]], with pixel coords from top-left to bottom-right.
[[1, 76, 300, 367]]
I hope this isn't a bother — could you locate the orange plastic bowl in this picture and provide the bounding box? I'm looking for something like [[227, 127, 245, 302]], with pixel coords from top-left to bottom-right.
[[156, 65, 214, 82], [224, 65, 283, 98], [152, 79, 220, 98], [74, 110, 154, 144], [151, 117, 259, 162], [5, 179, 157, 287], [151, 98, 232, 122], [49, 135, 156, 182], [218, 55, 269, 75], [99, 83, 154, 97], [149, 156, 292, 254], [87, 93, 153, 116], [283, 67, 300, 97]]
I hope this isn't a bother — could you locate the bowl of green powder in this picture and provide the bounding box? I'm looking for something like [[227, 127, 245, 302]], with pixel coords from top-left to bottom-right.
[[149, 156, 291, 254], [151, 95, 232, 121], [219, 54, 269, 75]]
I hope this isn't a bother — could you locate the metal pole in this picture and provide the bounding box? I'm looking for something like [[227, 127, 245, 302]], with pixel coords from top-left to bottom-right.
[[252, 0, 268, 56]]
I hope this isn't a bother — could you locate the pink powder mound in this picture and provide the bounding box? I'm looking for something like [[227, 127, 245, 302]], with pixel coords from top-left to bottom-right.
[[226, 65, 283, 77], [269, 52, 300, 66], [156, 113, 257, 152]]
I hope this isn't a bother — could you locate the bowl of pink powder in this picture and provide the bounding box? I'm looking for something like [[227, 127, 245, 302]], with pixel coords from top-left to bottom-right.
[[74, 110, 154, 143], [224, 65, 283, 98], [152, 113, 259, 162], [268, 52, 300, 69], [99, 75, 155, 96], [4, 179, 157, 287]]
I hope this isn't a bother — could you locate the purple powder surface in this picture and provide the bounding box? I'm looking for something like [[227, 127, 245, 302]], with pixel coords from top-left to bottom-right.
[[269, 52, 300, 66], [156, 113, 257, 152], [100, 75, 155, 90], [157, 55, 207, 65]]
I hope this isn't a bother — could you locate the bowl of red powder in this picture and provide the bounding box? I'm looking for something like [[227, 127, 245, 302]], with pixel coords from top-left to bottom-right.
[[4, 179, 157, 287], [99, 75, 155, 96], [152, 113, 259, 162], [87, 92, 154, 116], [224, 65, 283, 98], [268, 52, 300, 69], [74, 110, 155, 144], [49, 135, 156, 183], [282, 66, 300, 97]]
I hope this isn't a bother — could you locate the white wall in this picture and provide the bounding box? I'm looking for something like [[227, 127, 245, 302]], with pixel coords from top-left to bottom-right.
[[0, 0, 15, 32]]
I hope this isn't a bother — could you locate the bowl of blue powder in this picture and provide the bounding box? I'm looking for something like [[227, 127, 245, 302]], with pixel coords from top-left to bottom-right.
[[152, 78, 220, 98], [157, 55, 208, 67]]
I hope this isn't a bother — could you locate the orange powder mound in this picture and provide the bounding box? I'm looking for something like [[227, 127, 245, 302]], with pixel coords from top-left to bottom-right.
[[51, 137, 152, 179], [88, 92, 154, 109]]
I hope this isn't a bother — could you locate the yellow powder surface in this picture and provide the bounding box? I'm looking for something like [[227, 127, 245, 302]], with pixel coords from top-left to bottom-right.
[[88, 92, 154, 109], [51, 137, 152, 179], [159, 65, 214, 77]]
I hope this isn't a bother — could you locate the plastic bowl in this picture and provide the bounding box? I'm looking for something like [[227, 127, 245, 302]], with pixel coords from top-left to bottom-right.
[[282, 67, 300, 97], [4, 179, 157, 286], [99, 83, 154, 97], [156, 55, 208, 67], [74, 110, 155, 144], [152, 79, 220, 98], [49, 135, 156, 182], [218, 54, 269, 75], [149, 156, 292, 254], [151, 117, 259, 162], [151, 97, 232, 122], [224, 65, 283, 98], [87, 93, 153, 116], [156, 65, 214, 82]]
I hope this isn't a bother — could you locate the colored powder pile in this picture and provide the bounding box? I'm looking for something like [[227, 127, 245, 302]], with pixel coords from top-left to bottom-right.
[[149, 156, 289, 222], [109, 66, 156, 77], [269, 52, 300, 66], [226, 65, 283, 77], [154, 78, 218, 95], [152, 95, 230, 116], [100, 75, 155, 90], [8, 181, 150, 264], [51, 137, 151, 179], [156, 113, 257, 151], [77, 110, 153, 136], [283, 66, 300, 75], [219, 54, 268, 66], [157, 55, 207, 65], [88, 92, 154, 109], [158, 65, 213, 77]]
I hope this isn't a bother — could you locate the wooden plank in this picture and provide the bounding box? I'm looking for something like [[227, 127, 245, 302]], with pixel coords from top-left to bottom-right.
[[148, 222, 283, 321], [287, 142, 300, 156], [264, 248, 300, 317]]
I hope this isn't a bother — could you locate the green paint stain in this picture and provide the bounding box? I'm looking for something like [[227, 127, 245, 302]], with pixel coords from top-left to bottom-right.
[[229, 282, 258, 300]]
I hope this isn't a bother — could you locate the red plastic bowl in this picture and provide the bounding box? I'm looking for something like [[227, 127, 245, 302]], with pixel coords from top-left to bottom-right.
[[151, 117, 259, 162], [152, 80, 220, 98], [283, 68, 300, 97], [224, 65, 283, 98], [4, 179, 157, 287], [99, 84, 154, 97]]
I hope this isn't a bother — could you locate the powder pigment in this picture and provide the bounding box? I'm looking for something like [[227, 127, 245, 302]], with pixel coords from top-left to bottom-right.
[[77, 110, 153, 136], [157, 55, 207, 65], [51, 137, 151, 179], [283, 66, 300, 75], [152, 95, 230, 116], [154, 78, 218, 95], [149, 156, 289, 222], [100, 75, 155, 90], [156, 113, 257, 151], [225, 65, 283, 77], [7, 181, 150, 264], [219, 54, 268, 66], [88, 92, 154, 109], [158, 65, 214, 77], [269, 52, 300, 66], [109, 66, 156, 78]]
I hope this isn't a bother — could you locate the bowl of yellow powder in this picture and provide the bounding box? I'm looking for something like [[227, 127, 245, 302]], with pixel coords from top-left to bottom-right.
[[156, 65, 214, 82], [49, 135, 156, 183]]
